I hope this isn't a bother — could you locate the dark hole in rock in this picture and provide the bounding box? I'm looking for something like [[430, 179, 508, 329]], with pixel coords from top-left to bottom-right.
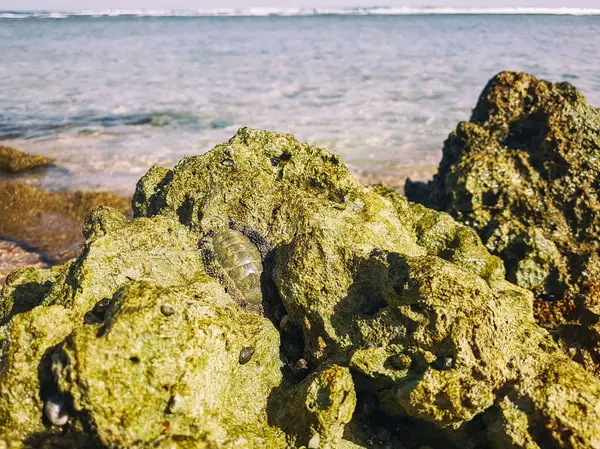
[[83, 298, 112, 325], [363, 298, 386, 316], [270, 152, 292, 167], [482, 191, 500, 207], [500, 237, 529, 284], [129, 356, 141, 364], [409, 303, 425, 314], [316, 386, 332, 409], [542, 269, 566, 300], [160, 303, 175, 317], [176, 196, 195, 227], [386, 353, 413, 371], [505, 111, 548, 150], [221, 158, 234, 168]]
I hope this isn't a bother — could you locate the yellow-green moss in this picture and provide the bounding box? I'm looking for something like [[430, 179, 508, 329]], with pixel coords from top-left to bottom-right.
[[0, 146, 54, 173], [406, 71, 600, 377]]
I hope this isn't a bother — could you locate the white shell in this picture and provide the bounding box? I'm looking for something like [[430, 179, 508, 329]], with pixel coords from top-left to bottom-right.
[[44, 396, 69, 426]]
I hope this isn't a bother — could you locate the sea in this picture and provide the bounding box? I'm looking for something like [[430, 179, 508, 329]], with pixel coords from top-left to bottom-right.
[[1, 7, 600, 194]]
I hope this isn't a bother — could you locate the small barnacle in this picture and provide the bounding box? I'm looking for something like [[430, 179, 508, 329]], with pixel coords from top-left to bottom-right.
[[239, 346, 255, 364], [44, 395, 69, 426], [160, 303, 175, 316], [221, 158, 234, 168], [213, 228, 263, 308]]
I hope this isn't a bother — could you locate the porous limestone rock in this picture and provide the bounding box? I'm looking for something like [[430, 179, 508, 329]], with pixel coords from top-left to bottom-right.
[[405, 71, 600, 376], [0, 212, 210, 446], [50, 280, 286, 448], [135, 128, 600, 448], [1, 128, 599, 448]]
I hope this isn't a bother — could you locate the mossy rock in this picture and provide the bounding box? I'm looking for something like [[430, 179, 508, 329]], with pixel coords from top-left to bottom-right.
[[1, 128, 599, 448], [406, 71, 600, 377], [0, 146, 54, 173]]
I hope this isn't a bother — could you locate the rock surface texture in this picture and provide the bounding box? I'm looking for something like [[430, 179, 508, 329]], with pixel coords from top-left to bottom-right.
[[406, 71, 600, 378], [1, 127, 599, 448]]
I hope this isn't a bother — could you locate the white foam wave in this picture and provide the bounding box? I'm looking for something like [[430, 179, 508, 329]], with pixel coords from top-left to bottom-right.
[[2, 7, 600, 18]]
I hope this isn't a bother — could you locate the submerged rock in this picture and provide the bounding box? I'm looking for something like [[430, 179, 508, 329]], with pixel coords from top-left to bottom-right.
[[0, 146, 54, 173], [1, 128, 599, 448], [0, 182, 131, 265], [406, 71, 600, 377]]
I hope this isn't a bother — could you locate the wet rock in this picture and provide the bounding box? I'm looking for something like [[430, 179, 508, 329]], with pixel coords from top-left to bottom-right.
[[0, 182, 131, 264], [405, 71, 600, 377], [1, 128, 599, 448], [0, 239, 48, 285], [0, 146, 54, 173]]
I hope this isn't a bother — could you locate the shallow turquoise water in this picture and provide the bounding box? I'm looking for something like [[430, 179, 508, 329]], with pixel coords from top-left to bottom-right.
[[1, 14, 599, 193]]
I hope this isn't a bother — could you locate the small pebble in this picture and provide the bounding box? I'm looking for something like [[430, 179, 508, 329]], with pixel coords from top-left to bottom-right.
[[160, 303, 175, 316], [239, 346, 255, 364], [279, 315, 290, 330]]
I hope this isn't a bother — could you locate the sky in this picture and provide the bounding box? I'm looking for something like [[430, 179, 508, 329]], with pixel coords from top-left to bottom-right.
[[0, 0, 598, 10]]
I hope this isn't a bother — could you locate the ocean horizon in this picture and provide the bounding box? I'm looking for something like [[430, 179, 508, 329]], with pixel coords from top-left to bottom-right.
[[3, 7, 600, 17]]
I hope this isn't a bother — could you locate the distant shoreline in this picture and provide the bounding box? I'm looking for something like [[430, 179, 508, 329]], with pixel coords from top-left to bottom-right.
[[2, 7, 600, 19]]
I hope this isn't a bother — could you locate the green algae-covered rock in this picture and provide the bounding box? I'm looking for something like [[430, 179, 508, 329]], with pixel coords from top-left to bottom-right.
[[0, 212, 210, 446], [1, 128, 600, 448], [52, 280, 285, 448], [134, 128, 600, 448], [405, 72, 600, 377], [0, 146, 54, 173]]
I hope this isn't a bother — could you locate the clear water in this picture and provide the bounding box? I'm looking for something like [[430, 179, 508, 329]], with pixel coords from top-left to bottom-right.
[[1, 14, 599, 194]]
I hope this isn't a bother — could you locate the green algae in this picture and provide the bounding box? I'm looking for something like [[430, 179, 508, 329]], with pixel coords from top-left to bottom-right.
[[1, 128, 599, 448], [406, 71, 600, 377], [0, 146, 54, 173]]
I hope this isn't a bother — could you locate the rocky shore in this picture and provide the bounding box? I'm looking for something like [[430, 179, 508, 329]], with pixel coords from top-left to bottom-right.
[[1, 73, 600, 448], [407, 71, 600, 378]]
